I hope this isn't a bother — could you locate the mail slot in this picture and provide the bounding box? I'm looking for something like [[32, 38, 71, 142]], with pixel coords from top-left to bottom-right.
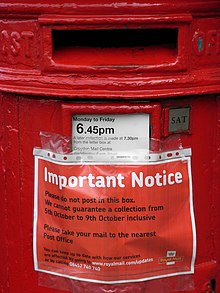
[[40, 14, 190, 72], [0, 1, 220, 293], [52, 28, 178, 67]]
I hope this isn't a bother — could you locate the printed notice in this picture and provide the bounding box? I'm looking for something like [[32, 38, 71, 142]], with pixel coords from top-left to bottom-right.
[[33, 151, 196, 284], [72, 114, 150, 155]]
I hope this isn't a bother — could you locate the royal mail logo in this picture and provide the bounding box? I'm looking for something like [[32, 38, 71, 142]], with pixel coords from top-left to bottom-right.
[[167, 251, 176, 257], [159, 256, 184, 264]]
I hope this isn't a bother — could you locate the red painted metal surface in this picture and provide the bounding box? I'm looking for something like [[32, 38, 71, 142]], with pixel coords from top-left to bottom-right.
[[0, 1, 220, 293], [1, 95, 220, 293], [0, 1, 218, 98]]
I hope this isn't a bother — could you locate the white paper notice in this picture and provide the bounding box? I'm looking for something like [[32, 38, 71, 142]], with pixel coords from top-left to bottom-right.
[[72, 114, 149, 156]]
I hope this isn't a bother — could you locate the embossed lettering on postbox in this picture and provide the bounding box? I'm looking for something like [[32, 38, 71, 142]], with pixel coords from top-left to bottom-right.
[[0, 20, 39, 70]]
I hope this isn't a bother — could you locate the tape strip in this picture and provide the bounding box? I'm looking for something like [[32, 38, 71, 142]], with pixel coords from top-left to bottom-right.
[[33, 148, 192, 163]]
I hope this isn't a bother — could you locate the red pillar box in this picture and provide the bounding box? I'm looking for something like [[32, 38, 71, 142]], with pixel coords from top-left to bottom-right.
[[0, 1, 220, 293]]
